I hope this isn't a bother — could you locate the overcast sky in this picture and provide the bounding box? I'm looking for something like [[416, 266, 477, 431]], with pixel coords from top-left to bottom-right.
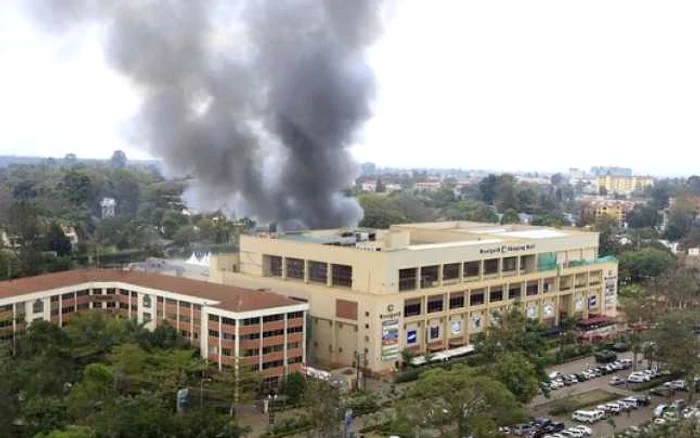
[[1, 1, 699, 176]]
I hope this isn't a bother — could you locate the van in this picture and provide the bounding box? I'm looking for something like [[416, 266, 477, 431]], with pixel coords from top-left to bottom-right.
[[572, 410, 603, 423]]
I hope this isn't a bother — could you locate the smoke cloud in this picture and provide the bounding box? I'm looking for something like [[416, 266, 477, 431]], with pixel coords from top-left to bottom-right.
[[25, 0, 384, 228]]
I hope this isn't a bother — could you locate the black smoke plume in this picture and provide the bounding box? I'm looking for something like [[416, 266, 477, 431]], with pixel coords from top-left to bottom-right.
[[26, 0, 384, 228]]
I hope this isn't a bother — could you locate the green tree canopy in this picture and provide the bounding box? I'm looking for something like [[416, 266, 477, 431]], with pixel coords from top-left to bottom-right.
[[618, 248, 676, 283]]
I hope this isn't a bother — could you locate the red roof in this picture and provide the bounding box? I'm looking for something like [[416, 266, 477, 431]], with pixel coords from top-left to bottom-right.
[[0, 269, 300, 313]]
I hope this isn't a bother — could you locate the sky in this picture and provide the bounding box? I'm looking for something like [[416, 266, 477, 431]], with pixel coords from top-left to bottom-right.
[[1, 1, 699, 176]]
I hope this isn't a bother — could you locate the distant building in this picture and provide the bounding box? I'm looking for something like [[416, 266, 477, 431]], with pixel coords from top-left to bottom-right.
[[360, 162, 377, 176], [590, 166, 633, 177], [583, 199, 636, 227], [517, 213, 534, 225], [661, 196, 700, 231], [568, 168, 586, 184], [596, 176, 653, 195], [100, 197, 117, 219], [0, 229, 21, 249], [361, 181, 378, 192], [384, 183, 402, 193], [414, 181, 442, 192]]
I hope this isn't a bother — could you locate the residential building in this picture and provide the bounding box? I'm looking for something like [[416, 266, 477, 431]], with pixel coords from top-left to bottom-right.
[[209, 221, 618, 375], [590, 166, 632, 177], [0, 269, 308, 388], [361, 181, 378, 192], [596, 176, 653, 195], [414, 181, 442, 192], [582, 199, 636, 227], [100, 197, 117, 219], [1, 229, 21, 249]]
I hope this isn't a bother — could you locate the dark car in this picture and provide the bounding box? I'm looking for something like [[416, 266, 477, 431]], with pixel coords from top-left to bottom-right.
[[542, 422, 566, 433], [595, 350, 618, 364], [612, 342, 629, 352], [633, 395, 651, 406]]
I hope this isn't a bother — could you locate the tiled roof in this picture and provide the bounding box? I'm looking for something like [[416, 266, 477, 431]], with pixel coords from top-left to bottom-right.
[[0, 269, 299, 313]]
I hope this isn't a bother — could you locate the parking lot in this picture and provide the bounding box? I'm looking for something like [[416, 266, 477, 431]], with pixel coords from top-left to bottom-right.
[[524, 352, 695, 437]]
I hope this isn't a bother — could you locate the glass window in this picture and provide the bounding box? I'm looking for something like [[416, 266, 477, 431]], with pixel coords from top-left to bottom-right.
[[308, 261, 328, 284], [404, 301, 421, 317], [427, 296, 444, 313], [264, 255, 283, 277], [463, 261, 480, 277], [399, 268, 417, 291], [420, 265, 439, 288], [484, 259, 499, 275], [286, 258, 305, 280], [331, 264, 353, 288], [449, 294, 465, 309], [32, 299, 44, 314], [489, 287, 503, 302]]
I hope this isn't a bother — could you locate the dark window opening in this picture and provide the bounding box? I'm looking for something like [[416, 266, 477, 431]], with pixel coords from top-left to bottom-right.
[[490, 288, 503, 302], [265, 255, 283, 277], [404, 301, 421, 317], [427, 296, 444, 313], [443, 263, 460, 281], [421, 265, 439, 288], [399, 268, 418, 291], [286, 258, 305, 280], [332, 264, 353, 288], [484, 259, 499, 275], [308, 261, 328, 284], [470, 291, 485, 306], [464, 261, 480, 277], [503, 257, 517, 272], [449, 294, 465, 309]]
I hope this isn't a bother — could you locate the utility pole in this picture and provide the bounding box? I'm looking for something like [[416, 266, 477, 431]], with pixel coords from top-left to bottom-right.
[[354, 351, 367, 391]]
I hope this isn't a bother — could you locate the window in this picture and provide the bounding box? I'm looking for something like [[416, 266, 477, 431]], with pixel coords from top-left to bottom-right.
[[463, 261, 480, 278], [286, 258, 305, 280], [77, 303, 89, 310], [222, 348, 232, 357], [420, 265, 439, 288], [119, 289, 129, 296], [32, 299, 44, 314], [502, 257, 517, 272], [526, 281, 539, 296], [241, 333, 261, 341], [263, 314, 284, 323], [62, 305, 75, 314], [93, 302, 103, 309], [287, 356, 303, 365], [242, 348, 260, 357], [51, 308, 59, 316], [166, 298, 176, 305], [106, 301, 116, 308], [287, 326, 302, 334], [262, 360, 284, 370], [143, 312, 152, 322], [399, 268, 418, 291], [131, 291, 137, 298], [543, 278, 555, 293], [157, 296, 164, 303], [470, 291, 485, 306], [193, 304, 201, 312], [264, 255, 283, 277], [443, 263, 460, 281], [262, 344, 284, 354], [263, 329, 284, 338], [62, 293, 74, 300], [427, 296, 444, 313], [449, 294, 465, 309], [209, 314, 220, 322], [181, 330, 190, 337], [489, 287, 503, 303], [106, 288, 116, 295], [142, 295, 152, 309], [508, 285, 521, 300], [119, 302, 129, 310], [404, 301, 421, 317], [308, 261, 328, 284], [331, 264, 353, 288], [222, 317, 235, 326], [484, 259, 499, 275], [92, 289, 102, 295], [51, 296, 59, 302], [180, 316, 191, 323], [208, 330, 220, 338], [287, 311, 303, 319], [222, 332, 235, 341], [242, 317, 260, 326], [288, 342, 301, 350], [77, 290, 90, 297]]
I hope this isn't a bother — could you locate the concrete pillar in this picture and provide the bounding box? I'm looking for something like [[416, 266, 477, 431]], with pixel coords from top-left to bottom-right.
[[218, 317, 223, 371], [283, 313, 289, 375], [302, 312, 307, 364]]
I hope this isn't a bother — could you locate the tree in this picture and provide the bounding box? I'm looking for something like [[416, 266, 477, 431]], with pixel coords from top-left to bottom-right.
[[550, 173, 565, 186], [22, 396, 69, 437], [303, 379, 345, 438], [490, 352, 540, 403], [173, 226, 197, 247], [45, 222, 72, 256], [618, 248, 675, 283], [500, 209, 520, 225], [110, 150, 128, 169], [59, 170, 94, 208], [494, 175, 518, 212], [666, 200, 697, 241], [478, 174, 499, 204], [650, 312, 700, 401], [278, 373, 307, 405], [33, 426, 93, 438], [626, 205, 661, 229], [595, 215, 621, 256], [67, 364, 117, 423], [394, 365, 525, 437]]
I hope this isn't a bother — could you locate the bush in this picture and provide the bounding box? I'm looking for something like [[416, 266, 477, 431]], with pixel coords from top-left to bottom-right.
[[261, 416, 314, 438], [394, 366, 427, 383]]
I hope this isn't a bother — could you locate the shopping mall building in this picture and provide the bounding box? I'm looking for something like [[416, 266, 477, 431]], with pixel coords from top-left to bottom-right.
[[209, 221, 618, 375], [0, 269, 309, 387]]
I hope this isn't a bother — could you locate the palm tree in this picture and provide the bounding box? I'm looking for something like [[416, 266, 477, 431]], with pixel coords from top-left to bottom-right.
[[629, 332, 643, 371]]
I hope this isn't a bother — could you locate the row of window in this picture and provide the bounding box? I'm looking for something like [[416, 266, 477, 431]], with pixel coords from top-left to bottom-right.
[[264, 255, 353, 288]]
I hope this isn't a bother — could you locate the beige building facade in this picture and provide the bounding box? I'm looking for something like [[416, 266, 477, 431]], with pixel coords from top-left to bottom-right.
[[210, 222, 618, 374]]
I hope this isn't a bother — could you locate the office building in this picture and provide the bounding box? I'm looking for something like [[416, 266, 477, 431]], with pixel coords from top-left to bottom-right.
[[209, 222, 618, 375], [0, 269, 308, 387], [582, 199, 636, 227]]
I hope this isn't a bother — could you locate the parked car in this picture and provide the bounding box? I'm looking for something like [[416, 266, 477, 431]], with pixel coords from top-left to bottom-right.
[[650, 386, 672, 397], [570, 425, 592, 436], [612, 342, 629, 352], [627, 373, 646, 383], [595, 350, 618, 364], [609, 376, 625, 386], [572, 410, 604, 423]]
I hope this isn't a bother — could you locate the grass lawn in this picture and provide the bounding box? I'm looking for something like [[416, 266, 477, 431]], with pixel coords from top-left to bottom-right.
[[541, 389, 623, 415]]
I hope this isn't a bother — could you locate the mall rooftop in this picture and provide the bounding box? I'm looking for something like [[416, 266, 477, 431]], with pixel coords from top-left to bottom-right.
[[260, 221, 596, 252]]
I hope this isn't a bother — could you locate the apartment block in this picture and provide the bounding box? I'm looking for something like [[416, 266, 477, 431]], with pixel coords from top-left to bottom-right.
[[0, 270, 309, 387], [209, 221, 618, 375], [596, 175, 653, 194]]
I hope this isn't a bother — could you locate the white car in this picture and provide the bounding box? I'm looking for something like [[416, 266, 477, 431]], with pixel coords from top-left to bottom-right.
[[571, 425, 592, 436], [565, 428, 585, 437], [605, 403, 621, 414], [627, 373, 647, 383]]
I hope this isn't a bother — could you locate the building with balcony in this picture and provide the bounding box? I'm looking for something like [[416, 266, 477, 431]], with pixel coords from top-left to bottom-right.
[[209, 221, 618, 375], [0, 269, 308, 388], [596, 175, 653, 194]]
